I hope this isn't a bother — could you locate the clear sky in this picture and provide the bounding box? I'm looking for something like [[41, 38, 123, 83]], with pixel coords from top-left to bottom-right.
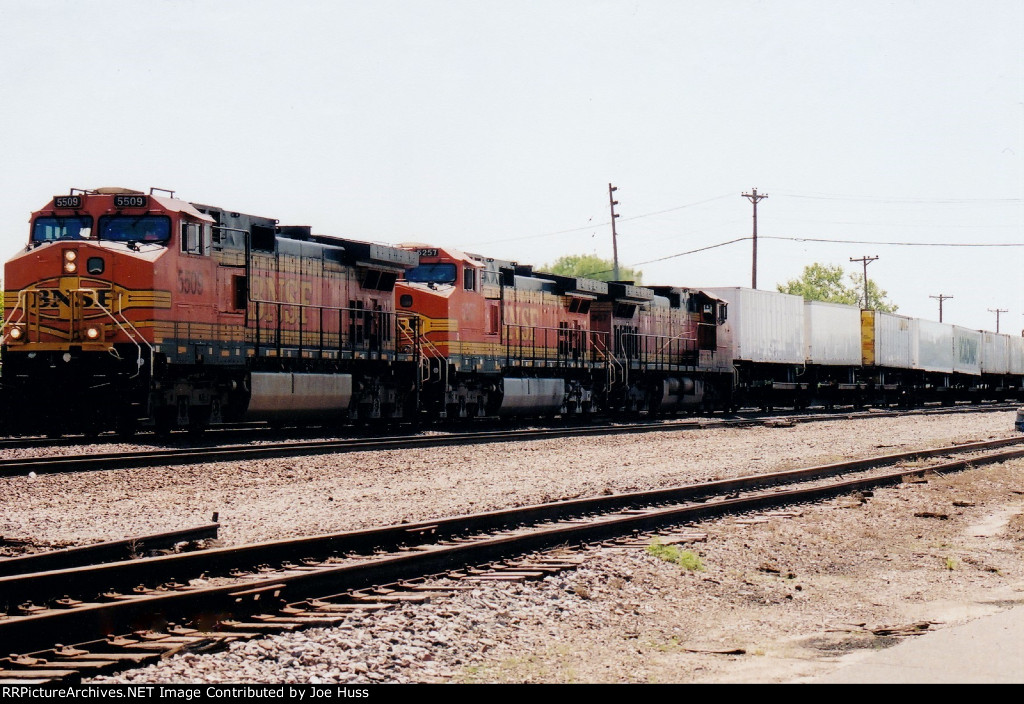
[[1, 0, 1021, 332]]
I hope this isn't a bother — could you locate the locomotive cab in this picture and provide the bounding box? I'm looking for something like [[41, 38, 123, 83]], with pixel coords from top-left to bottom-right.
[[2, 187, 209, 434], [396, 244, 611, 418]]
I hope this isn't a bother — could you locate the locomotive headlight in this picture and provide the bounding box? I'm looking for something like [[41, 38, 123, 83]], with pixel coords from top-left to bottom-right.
[[85, 326, 100, 340], [8, 325, 24, 341], [63, 249, 78, 273]]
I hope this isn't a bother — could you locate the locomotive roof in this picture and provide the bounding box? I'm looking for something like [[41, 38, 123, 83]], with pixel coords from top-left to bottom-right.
[[398, 242, 481, 266], [154, 196, 215, 222], [35, 189, 214, 224]]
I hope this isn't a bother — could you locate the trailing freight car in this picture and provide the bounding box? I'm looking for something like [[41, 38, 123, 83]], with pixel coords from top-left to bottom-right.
[[705, 286, 1024, 409]]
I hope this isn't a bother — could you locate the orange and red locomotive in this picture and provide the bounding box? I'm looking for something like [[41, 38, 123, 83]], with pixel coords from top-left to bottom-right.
[[394, 243, 734, 419], [2, 187, 418, 434]]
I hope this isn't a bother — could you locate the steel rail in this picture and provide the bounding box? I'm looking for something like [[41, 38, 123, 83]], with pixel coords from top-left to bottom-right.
[[0, 404, 1015, 477], [2, 434, 1021, 609], [3, 435, 1023, 655], [0, 524, 219, 578], [0, 401, 1014, 453]]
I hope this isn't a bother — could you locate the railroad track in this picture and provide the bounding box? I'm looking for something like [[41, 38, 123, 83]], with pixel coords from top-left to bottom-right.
[[0, 524, 219, 577], [3, 434, 1023, 683], [0, 403, 1016, 477], [0, 401, 1014, 454]]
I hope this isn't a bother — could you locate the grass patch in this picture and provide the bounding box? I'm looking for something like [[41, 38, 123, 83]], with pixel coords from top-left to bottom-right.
[[647, 539, 705, 571], [944, 556, 958, 570]]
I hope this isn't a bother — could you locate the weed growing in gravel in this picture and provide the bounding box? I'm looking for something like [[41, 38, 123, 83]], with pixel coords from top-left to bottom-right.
[[647, 635, 683, 652], [646, 539, 705, 571], [944, 557, 958, 570]]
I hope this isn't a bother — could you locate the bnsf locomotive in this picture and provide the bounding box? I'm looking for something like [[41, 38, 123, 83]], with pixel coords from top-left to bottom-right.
[[394, 245, 734, 419], [1, 187, 420, 435], [0, 187, 735, 435]]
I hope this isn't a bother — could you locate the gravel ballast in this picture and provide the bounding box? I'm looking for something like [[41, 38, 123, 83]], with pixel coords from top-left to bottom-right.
[[1, 410, 1021, 682]]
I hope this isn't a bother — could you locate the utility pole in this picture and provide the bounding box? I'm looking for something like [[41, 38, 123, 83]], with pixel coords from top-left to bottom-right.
[[989, 308, 1008, 333], [742, 188, 767, 289], [929, 294, 953, 322], [849, 255, 879, 309], [608, 183, 620, 281]]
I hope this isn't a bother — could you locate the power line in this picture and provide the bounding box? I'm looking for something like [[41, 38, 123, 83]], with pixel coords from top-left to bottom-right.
[[573, 237, 753, 278], [761, 235, 1024, 247], [773, 190, 1022, 204], [772, 217, 1017, 229], [617, 193, 734, 222], [573, 229, 1019, 276], [465, 193, 735, 246]]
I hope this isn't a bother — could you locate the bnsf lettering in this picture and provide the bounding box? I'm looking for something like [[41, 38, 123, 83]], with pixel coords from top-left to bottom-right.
[[178, 271, 204, 295], [80, 291, 114, 308], [35, 289, 114, 308], [36, 289, 71, 308]]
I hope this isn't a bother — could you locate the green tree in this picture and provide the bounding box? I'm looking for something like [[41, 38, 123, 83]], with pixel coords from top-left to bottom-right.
[[542, 254, 642, 284], [777, 262, 897, 312]]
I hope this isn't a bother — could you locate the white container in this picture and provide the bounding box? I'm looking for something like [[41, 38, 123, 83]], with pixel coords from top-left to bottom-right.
[[804, 300, 862, 365], [702, 287, 805, 364], [872, 311, 916, 369], [915, 319, 954, 373], [1009, 335, 1024, 375], [980, 332, 1009, 375], [952, 326, 981, 375]]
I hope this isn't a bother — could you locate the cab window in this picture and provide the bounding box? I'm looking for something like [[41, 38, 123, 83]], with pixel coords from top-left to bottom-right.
[[404, 263, 456, 284], [98, 215, 171, 243], [180, 222, 211, 255], [32, 216, 92, 242]]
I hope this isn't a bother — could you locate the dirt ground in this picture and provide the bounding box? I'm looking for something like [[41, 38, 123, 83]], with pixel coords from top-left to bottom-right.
[[448, 458, 1024, 683]]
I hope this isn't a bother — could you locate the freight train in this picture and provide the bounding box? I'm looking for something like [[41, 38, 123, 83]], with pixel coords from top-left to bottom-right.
[[1, 187, 1020, 436]]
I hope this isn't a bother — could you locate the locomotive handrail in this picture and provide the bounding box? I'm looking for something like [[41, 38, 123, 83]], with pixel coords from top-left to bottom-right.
[[248, 296, 395, 359], [502, 323, 610, 369], [590, 333, 622, 388], [2, 287, 152, 374], [618, 329, 700, 369], [1, 289, 30, 343], [72, 288, 152, 378], [397, 313, 448, 385]]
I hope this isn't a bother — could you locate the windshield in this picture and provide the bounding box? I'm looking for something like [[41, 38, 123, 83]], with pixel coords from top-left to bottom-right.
[[32, 216, 93, 242], [405, 263, 456, 284], [98, 215, 171, 243]]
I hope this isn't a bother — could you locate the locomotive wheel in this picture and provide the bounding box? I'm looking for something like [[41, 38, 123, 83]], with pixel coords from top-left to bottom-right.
[[154, 408, 176, 439], [188, 407, 211, 437], [115, 415, 138, 440]]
